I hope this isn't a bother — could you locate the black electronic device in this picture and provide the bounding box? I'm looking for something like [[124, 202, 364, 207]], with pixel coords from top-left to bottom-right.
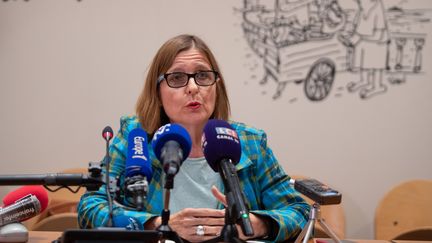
[[293, 178, 342, 205], [292, 178, 343, 243], [58, 229, 164, 243]]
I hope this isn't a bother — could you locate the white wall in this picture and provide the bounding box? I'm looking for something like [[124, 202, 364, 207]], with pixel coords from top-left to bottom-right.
[[1, 0, 431, 239]]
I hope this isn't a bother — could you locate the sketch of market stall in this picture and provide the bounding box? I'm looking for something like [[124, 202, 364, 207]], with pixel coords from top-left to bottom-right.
[[241, 0, 428, 101]]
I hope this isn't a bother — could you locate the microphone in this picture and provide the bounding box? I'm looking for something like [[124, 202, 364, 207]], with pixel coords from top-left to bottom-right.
[[0, 186, 48, 227], [102, 126, 114, 142], [124, 128, 152, 210], [151, 123, 192, 177], [202, 119, 254, 237], [0, 187, 46, 243], [151, 123, 191, 234], [2, 186, 49, 209], [101, 126, 115, 227], [1, 195, 42, 227], [289, 178, 342, 205]]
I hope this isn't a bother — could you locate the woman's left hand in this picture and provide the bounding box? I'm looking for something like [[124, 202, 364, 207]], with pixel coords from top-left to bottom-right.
[[211, 186, 269, 240]]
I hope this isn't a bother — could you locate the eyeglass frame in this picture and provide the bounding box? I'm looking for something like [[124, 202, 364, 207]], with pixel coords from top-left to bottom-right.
[[157, 70, 219, 88]]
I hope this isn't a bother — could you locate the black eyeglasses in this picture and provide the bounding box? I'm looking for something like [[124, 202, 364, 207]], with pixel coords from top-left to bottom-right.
[[157, 70, 219, 88]]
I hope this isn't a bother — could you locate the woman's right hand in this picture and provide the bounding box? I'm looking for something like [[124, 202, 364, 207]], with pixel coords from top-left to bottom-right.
[[145, 208, 225, 242]]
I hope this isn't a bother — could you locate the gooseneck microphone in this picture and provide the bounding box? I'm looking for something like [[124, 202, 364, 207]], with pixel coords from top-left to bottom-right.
[[102, 126, 114, 142], [124, 128, 152, 211], [101, 126, 115, 227], [202, 119, 254, 239]]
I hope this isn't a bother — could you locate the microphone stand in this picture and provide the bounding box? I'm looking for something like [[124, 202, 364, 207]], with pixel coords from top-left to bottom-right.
[[294, 203, 342, 243], [0, 171, 103, 189], [156, 171, 184, 243], [124, 175, 148, 211], [203, 162, 249, 243], [202, 191, 245, 243]]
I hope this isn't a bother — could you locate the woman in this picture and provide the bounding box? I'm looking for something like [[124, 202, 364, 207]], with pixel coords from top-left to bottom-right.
[[78, 34, 309, 242]]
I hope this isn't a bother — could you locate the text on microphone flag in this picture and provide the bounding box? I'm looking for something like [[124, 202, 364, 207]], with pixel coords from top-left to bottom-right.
[[153, 123, 171, 141], [132, 136, 148, 160], [215, 127, 239, 142]]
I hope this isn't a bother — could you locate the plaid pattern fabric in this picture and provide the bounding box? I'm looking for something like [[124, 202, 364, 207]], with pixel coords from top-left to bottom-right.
[[78, 116, 309, 242]]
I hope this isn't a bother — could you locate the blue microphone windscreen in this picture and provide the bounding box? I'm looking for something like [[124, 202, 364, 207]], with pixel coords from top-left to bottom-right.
[[126, 128, 152, 180], [113, 215, 144, 230], [151, 123, 192, 162], [202, 119, 241, 172]]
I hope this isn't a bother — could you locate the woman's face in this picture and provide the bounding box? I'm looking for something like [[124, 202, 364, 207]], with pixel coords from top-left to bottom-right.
[[159, 48, 217, 128]]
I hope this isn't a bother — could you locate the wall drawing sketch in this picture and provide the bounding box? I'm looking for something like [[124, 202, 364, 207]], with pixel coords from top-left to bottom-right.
[[239, 0, 430, 101]]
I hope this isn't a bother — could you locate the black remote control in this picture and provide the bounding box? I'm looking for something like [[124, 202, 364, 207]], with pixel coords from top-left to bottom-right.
[[294, 178, 342, 205]]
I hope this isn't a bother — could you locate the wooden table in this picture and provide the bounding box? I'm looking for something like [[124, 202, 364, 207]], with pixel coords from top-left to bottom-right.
[[27, 232, 432, 243]]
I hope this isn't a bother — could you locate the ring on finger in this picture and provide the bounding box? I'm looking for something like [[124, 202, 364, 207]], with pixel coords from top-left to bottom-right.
[[196, 225, 205, 236]]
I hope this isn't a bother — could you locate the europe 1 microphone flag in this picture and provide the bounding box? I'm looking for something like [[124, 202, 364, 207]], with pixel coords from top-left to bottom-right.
[[126, 128, 152, 180], [124, 127, 152, 210]]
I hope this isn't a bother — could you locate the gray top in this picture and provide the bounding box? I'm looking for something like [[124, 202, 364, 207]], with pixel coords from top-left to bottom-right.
[[169, 157, 222, 214]]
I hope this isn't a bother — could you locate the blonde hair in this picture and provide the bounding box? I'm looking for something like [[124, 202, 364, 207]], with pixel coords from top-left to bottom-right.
[[135, 34, 230, 134]]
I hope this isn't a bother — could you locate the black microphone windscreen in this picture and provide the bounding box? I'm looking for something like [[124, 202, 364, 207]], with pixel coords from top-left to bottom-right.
[[202, 119, 241, 172]]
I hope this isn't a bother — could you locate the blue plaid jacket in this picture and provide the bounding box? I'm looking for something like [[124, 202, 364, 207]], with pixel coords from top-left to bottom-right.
[[78, 116, 309, 242]]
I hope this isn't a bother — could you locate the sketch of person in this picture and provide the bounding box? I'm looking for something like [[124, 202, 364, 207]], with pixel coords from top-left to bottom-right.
[[342, 0, 390, 99]]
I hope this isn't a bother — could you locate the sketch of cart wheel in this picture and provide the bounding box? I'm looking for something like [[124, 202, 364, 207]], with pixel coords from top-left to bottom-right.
[[304, 58, 335, 101]]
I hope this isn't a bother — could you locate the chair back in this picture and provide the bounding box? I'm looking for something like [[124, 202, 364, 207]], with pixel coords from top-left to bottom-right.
[[375, 179, 432, 240], [31, 213, 79, 231]]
